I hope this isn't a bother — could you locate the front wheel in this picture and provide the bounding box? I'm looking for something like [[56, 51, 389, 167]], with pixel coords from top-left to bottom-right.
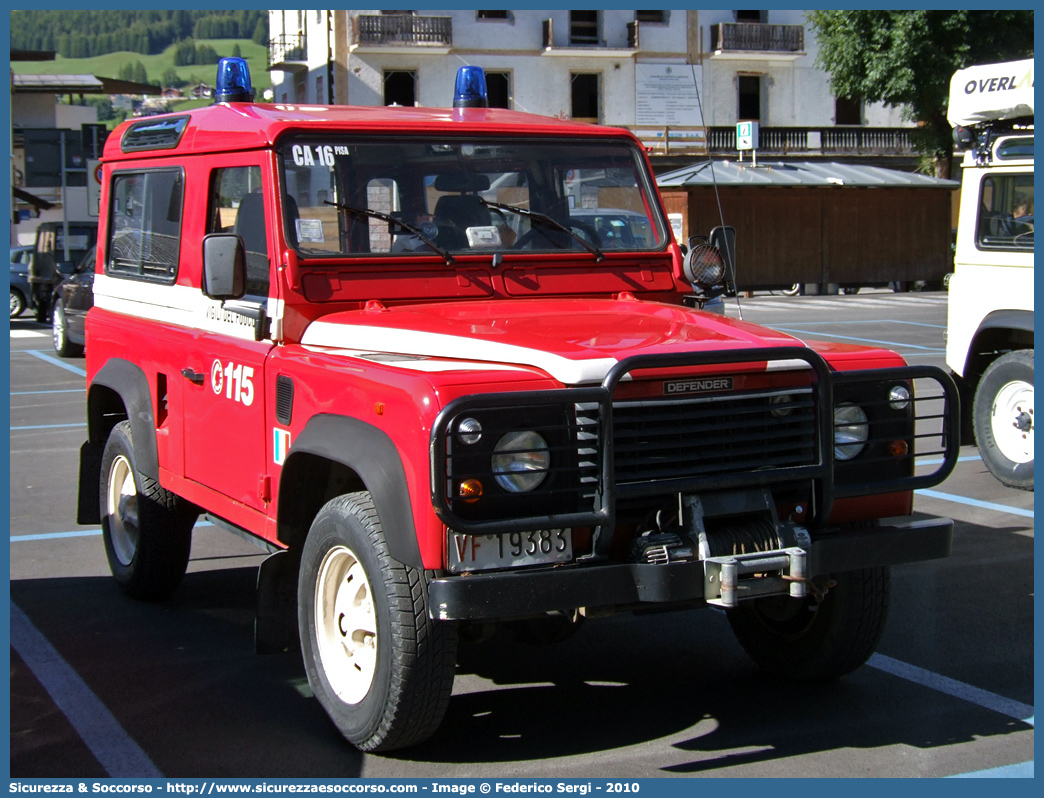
[[298, 493, 457, 752], [10, 288, 26, 318], [100, 421, 196, 599], [974, 350, 1033, 490], [727, 567, 890, 682], [52, 303, 83, 357]]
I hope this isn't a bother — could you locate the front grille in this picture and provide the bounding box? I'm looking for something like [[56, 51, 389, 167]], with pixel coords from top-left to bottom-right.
[[606, 387, 817, 486]]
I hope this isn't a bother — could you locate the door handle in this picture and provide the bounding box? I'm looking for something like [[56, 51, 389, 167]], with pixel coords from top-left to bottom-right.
[[181, 368, 205, 385]]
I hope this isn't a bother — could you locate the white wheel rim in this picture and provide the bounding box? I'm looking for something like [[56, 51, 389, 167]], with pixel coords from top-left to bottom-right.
[[52, 307, 64, 349], [106, 454, 139, 565], [10, 290, 20, 316], [991, 379, 1033, 464], [315, 545, 378, 705]]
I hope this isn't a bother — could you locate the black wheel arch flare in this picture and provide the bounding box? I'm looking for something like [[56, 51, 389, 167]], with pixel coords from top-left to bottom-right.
[[277, 414, 423, 570]]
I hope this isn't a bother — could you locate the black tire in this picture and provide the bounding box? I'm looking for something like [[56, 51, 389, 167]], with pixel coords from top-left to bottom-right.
[[781, 283, 801, 297], [727, 567, 890, 682], [298, 492, 457, 752], [973, 350, 1034, 491], [52, 303, 83, 358], [841, 285, 859, 295], [10, 288, 26, 318], [99, 421, 196, 599]]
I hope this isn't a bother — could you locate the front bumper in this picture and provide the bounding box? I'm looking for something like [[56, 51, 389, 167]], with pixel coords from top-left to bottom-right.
[[427, 516, 952, 621]]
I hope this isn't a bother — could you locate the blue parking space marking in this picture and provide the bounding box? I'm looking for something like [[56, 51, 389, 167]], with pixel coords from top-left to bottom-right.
[[770, 326, 945, 352], [869, 654, 1034, 726], [915, 489, 1033, 519], [25, 349, 87, 377], [11, 422, 86, 431], [10, 602, 163, 778], [950, 761, 1034, 778], [11, 530, 102, 542], [10, 388, 85, 395]]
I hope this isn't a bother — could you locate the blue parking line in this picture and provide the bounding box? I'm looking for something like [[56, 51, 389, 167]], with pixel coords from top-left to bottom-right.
[[11, 422, 86, 431], [771, 327, 945, 352], [10, 602, 163, 777], [10, 388, 85, 396], [772, 319, 947, 330], [950, 761, 1034, 778], [11, 530, 102, 542], [25, 349, 87, 377], [869, 653, 1034, 727], [915, 489, 1033, 519]]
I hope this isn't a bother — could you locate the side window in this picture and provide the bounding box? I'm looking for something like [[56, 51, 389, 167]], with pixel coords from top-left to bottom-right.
[[208, 166, 269, 297], [978, 174, 1034, 251], [107, 169, 183, 282]]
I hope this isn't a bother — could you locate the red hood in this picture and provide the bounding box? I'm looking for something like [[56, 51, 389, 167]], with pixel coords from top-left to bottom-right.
[[300, 298, 807, 384]]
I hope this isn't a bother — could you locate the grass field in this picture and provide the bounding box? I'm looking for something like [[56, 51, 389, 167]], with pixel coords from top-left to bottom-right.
[[10, 39, 272, 91]]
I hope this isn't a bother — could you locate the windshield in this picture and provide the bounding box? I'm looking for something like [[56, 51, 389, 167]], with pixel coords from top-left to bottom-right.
[[279, 135, 666, 260]]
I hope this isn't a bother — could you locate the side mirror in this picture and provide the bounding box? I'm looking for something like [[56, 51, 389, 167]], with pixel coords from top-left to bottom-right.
[[202, 234, 246, 300], [56, 260, 76, 277]]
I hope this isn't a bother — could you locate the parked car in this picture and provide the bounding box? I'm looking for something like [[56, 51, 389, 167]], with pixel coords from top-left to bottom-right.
[[10, 245, 34, 318], [51, 249, 95, 357]]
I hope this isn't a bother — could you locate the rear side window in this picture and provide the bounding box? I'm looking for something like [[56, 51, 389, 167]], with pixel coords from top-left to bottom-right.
[[107, 169, 184, 281], [977, 173, 1034, 252]]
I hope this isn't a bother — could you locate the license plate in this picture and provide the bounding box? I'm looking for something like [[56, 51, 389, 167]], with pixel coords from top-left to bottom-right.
[[447, 529, 573, 574]]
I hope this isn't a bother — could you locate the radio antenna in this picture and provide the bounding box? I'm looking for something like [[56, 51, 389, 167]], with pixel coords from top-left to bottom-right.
[[692, 65, 743, 320]]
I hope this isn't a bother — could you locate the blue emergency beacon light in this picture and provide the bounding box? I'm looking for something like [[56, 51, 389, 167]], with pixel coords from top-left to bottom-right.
[[215, 57, 255, 104], [453, 66, 488, 109]]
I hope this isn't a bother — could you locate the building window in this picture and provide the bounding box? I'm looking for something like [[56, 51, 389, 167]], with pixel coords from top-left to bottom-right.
[[735, 10, 766, 23], [295, 80, 306, 104], [316, 75, 324, 105], [738, 75, 761, 122], [570, 11, 599, 45], [485, 72, 511, 109], [384, 70, 417, 106], [635, 11, 666, 24], [835, 95, 863, 126], [477, 10, 509, 21], [571, 72, 600, 122]]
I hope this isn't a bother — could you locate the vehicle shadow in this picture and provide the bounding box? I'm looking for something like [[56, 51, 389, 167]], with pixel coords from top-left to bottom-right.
[[10, 515, 1033, 777]]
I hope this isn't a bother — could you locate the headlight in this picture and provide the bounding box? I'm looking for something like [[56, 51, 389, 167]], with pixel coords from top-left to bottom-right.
[[834, 403, 869, 461], [491, 430, 550, 492]]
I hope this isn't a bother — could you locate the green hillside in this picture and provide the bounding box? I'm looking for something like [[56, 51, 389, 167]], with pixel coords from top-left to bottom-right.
[[11, 39, 272, 91]]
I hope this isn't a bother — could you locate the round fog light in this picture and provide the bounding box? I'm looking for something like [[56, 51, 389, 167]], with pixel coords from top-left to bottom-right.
[[888, 385, 911, 410]]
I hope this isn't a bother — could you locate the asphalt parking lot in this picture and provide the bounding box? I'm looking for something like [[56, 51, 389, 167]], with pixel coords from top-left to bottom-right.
[[7, 291, 1034, 778]]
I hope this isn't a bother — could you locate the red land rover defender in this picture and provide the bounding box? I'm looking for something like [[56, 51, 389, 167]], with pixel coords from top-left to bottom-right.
[[77, 60, 959, 751]]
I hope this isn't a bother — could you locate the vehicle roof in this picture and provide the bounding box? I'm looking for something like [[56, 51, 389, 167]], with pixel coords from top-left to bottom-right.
[[103, 102, 640, 161], [947, 59, 1034, 128]]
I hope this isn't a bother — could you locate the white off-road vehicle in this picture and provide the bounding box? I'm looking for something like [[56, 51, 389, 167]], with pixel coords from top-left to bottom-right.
[[946, 58, 1034, 490]]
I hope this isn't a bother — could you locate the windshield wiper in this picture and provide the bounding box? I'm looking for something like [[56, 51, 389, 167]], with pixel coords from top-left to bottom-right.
[[323, 201, 455, 265], [480, 199, 605, 262]]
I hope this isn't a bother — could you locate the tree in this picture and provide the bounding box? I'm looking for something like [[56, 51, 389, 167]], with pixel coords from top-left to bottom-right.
[[808, 10, 1034, 177]]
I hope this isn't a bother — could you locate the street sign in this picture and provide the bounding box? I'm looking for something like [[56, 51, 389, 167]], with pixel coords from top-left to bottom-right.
[[88, 160, 102, 217], [737, 121, 759, 151]]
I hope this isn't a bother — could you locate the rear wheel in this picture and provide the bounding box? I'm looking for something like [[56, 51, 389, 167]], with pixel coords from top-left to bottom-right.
[[52, 303, 83, 357], [727, 567, 890, 682], [298, 492, 457, 752], [10, 288, 26, 318], [974, 350, 1033, 490], [100, 421, 196, 599]]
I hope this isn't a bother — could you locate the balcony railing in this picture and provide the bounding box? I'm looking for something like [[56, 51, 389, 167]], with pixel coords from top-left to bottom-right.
[[268, 34, 306, 68], [706, 126, 915, 156], [711, 23, 804, 54], [355, 14, 452, 47]]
